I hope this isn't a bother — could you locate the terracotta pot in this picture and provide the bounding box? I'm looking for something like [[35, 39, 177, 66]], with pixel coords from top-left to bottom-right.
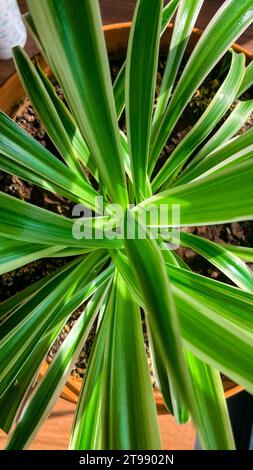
[[0, 23, 245, 446], [1, 22, 252, 115]]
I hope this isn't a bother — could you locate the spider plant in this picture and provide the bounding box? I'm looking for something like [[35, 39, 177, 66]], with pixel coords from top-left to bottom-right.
[[0, 0, 253, 450]]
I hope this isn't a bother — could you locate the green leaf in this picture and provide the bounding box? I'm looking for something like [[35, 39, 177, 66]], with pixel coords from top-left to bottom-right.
[[0, 112, 101, 211], [112, 0, 180, 122], [0, 151, 97, 211], [27, 0, 128, 207], [113, 61, 126, 122], [5, 285, 109, 449], [0, 238, 62, 276], [100, 270, 161, 450], [237, 60, 253, 97], [178, 127, 253, 185], [160, 0, 180, 35], [150, 0, 253, 168], [172, 283, 253, 394], [125, 0, 163, 201], [0, 256, 104, 345], [220, 243, 253, 262], [179, 99, 253, 181], [123, 212, 194, 414], [46, 246, 94, 257], [34, 60, 98, 180], [22, 12, 47, 63], [197, 147, 253, 180], [112, 251, 253, 393], [0, 260, 69, 320], [119, 131, 132, 182], [152, 50, 245, 189], [185, 352, 235, 449], [70, 295, 107, 450], [145, 243, 189, 424], [168, 263, 253, 334], [0, 274, 79, 431], [71, 270, 162, 450], [0, 260, 113, 433], [0, 191, 123, 249], [146, 313, 190, 424], [0, 253, 108, 392], [138, 159, 253, 226], [13, 47, 86, 178], [160, 245, 234, 449], [151, 0, 204, 147], [179, 231, 253, 291]]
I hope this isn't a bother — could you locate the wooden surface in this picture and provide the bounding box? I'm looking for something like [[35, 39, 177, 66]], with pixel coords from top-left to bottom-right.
[[0, 0, 253, 84], [0, 398, 195, 450]]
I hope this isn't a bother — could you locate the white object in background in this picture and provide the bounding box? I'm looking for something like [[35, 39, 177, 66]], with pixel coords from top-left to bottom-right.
[[0, 0, 27, 60]]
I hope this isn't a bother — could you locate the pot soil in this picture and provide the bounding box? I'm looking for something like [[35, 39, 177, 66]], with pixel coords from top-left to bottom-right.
[[0, 23, 251, 409]]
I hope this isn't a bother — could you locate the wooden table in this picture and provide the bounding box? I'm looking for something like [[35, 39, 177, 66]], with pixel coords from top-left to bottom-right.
[[0, 397, 195, 450], [0, 0, 253, 84]]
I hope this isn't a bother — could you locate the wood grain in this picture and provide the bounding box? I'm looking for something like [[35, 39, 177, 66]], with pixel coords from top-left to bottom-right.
[[0, 398, 195, 450], [0, 0, 253, 84]]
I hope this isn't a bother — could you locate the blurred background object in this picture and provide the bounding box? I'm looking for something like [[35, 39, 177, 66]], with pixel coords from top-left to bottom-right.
[[0, 0, 26, 60]]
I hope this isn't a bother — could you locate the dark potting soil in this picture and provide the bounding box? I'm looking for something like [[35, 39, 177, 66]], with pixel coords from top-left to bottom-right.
[[0, 56, 252, 382]]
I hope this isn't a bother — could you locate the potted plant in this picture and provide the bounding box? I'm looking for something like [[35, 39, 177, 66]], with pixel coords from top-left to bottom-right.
[[0, 0, 253, 450]]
